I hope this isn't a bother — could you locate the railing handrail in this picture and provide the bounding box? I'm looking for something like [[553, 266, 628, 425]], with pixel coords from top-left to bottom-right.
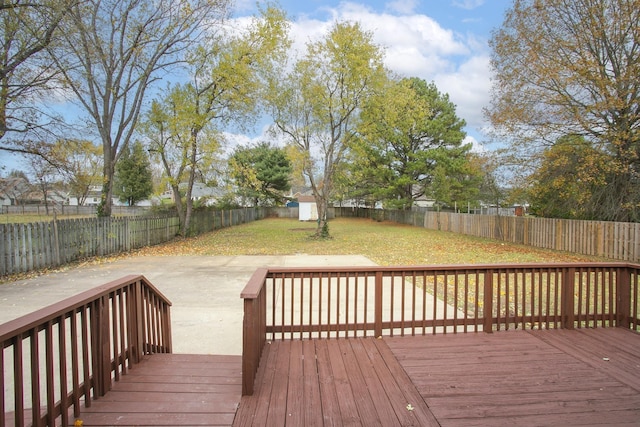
[[1, 275, 172, 426], [0, 275, 171, 342], [241, 262, 640, 395], [260, 261, 637, 275]]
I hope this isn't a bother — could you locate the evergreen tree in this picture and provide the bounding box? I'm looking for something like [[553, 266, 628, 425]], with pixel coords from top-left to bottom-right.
[[114, 141, 153, 206], [229, 143, 292, 206]]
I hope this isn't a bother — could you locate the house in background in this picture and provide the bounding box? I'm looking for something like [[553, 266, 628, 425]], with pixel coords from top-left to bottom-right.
[[0, 176, 32, 206]]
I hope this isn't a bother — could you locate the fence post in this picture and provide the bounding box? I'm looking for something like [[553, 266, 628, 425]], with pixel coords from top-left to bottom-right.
[[616, 266, 631, 329], [374, 271, 383, 337], [562, 267, 576, 329], [483, 270, 494, 333]]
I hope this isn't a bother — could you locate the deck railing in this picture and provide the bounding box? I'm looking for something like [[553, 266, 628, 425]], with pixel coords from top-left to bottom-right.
[[241, 262, 640, 395], [0, 275, 172, 427]]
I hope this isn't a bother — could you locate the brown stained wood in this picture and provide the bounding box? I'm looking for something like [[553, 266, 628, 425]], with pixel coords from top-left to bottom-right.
[[347, 339, 401, 426], [368, 338, 440, 427], [386, 329, 640, 426], [285, 340, 304, 426], [325, 337, 362, 426], [234, 338, 440, 427], [336, 339, 381, 427], [301, 340, 323, 427], [265, 340, 290, 426], [63, 328, 640, 427], [75, 354, 241, 427], [233, 342, 274, 427], [239, 340, 280, 427], [313, 339, 343, 426]]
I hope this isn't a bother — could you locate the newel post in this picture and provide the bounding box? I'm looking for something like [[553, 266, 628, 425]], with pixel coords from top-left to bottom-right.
[[616, 266, 631, 329], [562, 267, 575, 329], [374, 271, 383, 337], [483, 270, 494, 333], [241, 268, 268, 396]]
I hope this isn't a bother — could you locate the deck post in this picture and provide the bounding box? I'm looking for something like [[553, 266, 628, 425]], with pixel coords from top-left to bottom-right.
[[241, 268, 269, 396], [483, 270, 493, 333], [562, 267, 575, 329], [616, 266, 631, 329], [374, 271, 383, 337]]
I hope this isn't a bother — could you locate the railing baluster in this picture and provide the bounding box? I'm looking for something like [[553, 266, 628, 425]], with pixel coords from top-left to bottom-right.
[[70, 310, 80, 418], [29, 330, 40, 427], [45, 322, 55, 426], [432, 271, 438, 335], [58, 317, 69, 427], [14, 336, 25, 427]]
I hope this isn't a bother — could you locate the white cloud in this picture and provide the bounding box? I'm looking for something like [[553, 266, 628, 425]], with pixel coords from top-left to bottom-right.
[[452, 0, 485, 10], [229, 2, 494, 138], [386, 0, 419, 15], [434, 55, 492, 131], [287, 3, 469, 79]]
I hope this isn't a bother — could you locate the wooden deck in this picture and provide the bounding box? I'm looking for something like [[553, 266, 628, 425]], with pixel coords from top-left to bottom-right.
[[71, 329, 640, 426], [75, 354, 242, 426]]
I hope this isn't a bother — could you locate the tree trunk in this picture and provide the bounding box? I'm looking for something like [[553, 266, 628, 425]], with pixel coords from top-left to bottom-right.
[[98, 146, 115, 217], [180, 131, 199, 236], [171, 183, 185, 227], [314, 195, 329, 237]]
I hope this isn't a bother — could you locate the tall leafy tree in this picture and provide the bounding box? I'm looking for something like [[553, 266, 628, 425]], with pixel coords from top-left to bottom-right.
[[50, 138, 102, 206], [350, 77, 471, 209], [487, 0, 640, 221], [142, 5, 289, 235], [271, 21, 386, 236], [528, 135, 610, 219], [229, 142, 292, 206], [0, 0, 77, 152], [114, 141, 153, 206], [52, 0, 232, 217]]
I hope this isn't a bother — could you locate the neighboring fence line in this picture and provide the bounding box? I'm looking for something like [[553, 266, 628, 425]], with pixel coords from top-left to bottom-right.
[[1, 204, 149, 216], [336, 208, 640, 263], [0, 208, 266, 277]]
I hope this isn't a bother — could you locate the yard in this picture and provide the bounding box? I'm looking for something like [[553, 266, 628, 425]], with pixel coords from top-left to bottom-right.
[[132, 217, 606, 265]]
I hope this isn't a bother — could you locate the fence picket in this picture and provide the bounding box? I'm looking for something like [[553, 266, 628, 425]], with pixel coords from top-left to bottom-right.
[[335, 208, 640, 263], [1, 209, 266, 276]]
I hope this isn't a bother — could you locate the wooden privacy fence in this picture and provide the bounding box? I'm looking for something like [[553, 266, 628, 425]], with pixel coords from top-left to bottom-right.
[[0, 208, 265, 277], [0, 275, 171, 427], [336, 208, 640, 262], [241, 262, 640, 395]]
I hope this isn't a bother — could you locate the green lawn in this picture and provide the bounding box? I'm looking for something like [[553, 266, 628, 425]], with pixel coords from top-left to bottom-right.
[[137, 217, 605, 265]]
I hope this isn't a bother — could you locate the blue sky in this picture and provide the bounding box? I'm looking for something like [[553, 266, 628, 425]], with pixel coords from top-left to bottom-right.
[[234, 0, 512, 150], [0, 0, 512, 173]]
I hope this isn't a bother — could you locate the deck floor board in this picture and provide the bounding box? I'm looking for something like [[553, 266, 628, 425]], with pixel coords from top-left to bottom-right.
[[74, 354, 242, 426], [68, 329, 640, 426], [387, 329, 640, 426]]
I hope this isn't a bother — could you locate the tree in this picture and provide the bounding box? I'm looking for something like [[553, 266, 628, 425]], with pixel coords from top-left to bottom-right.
[[229, 142, 292, 206], [52, 139, 102, 206], [24, 152, 58, 214], [271, 21, 386, 236], [350, 77, 471, 209], [142, 5, 289, 235], [528, 135, 610, 219], [52, 0, 232, 217], [0, 1, 76, 149], [487, 0, 640, 221], [114, 141, 153, 206]]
